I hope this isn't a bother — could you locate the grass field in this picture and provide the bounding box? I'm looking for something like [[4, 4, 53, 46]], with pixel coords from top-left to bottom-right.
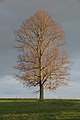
[[0, 98, 80, 120]]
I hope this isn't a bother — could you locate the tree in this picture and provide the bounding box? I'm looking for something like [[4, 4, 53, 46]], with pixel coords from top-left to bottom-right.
[[15, 11, 70, 100]]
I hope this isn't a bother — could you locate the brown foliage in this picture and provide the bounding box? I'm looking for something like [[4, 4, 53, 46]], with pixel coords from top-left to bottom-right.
[[15, 11, 71, 91]]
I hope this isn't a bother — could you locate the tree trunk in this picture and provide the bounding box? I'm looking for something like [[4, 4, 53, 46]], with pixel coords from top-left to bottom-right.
[[38, 38, 44, 100], [39, 82, 44, 100]]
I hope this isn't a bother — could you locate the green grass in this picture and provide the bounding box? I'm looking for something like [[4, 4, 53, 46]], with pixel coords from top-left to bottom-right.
[[0, 98, 80, 120]]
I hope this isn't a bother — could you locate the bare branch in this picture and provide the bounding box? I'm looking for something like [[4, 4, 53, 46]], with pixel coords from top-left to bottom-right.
[[15, 11, 71, 97]]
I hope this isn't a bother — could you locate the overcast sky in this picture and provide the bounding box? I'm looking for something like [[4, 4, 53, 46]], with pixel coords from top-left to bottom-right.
[[0, 0, 80, 98]]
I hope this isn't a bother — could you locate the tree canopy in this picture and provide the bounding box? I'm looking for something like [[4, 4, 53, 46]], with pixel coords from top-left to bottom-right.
[[15, 11, 71, 99]]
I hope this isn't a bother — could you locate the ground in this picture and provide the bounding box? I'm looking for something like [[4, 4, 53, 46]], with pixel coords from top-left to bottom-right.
[[0, 98, 80, 120]]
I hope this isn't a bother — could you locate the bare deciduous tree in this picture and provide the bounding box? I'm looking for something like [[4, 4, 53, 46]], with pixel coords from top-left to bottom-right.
[[15, 11, 70, 99]]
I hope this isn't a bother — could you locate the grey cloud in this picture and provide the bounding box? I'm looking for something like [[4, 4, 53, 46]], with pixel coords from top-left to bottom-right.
[[0, 75, 37, 98], [0, 0, 80, 98], [0, 75, 80, 98], [0, 0, 80, 52], [0, 0, 4, 2]]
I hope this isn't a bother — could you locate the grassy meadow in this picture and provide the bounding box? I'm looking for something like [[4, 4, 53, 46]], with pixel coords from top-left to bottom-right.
[[0, 98, 80, 120]]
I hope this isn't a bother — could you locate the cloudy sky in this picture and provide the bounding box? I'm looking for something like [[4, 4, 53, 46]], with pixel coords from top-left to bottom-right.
[[0, 0, 80, 98]]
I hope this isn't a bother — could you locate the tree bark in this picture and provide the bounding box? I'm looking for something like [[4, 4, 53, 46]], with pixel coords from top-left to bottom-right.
[[40, 82, 44, 100], [38, 39, 44, 100]]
